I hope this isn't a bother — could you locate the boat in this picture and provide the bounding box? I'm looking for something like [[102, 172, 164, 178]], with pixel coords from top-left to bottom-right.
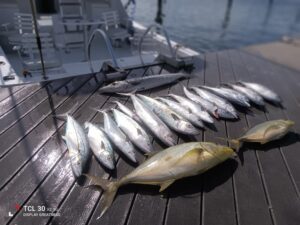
[[0, 0, 196, 87]]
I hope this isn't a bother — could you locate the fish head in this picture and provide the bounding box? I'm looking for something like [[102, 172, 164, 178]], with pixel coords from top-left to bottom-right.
[[98, 80, 129, 93], [178, 121, 200, 135]]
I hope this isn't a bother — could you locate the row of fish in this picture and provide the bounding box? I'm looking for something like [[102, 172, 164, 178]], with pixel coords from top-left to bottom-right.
[[83, 119, 295, 218], [61, 81, 283, 176]]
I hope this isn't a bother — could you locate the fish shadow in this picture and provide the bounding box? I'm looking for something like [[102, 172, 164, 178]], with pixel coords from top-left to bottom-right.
[[117, 158, 238, 198], [238, 132, 300, 163]]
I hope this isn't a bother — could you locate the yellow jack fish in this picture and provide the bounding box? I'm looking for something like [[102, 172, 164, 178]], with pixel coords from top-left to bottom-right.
[[83, 142, 236, 218], [230, 119, 294, 150]]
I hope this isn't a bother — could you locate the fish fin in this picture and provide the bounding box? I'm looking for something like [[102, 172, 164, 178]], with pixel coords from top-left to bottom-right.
[[260, 140, 269, 145], [159, 179, 175, 192], [52, 102, 80, 120], [100, 141, 105, 149], [136, 128, 143, 136], [130, 80, 141, 85], [170, 112, 181, 121], [144, 150, 161, 158], [82, 174, 119, 219], [262, 124, 281, 139], [116, 89, 138, 96], [90, 107, 110, 114], [213, 108, 220, 119]]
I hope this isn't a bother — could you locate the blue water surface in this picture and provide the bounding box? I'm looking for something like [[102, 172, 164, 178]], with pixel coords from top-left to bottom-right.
[[125, 0, 300, 53]]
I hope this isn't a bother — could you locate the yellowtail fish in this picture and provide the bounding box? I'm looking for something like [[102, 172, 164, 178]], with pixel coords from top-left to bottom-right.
[[62, 115, 90, 178], [83, 142, 236, 218], [229, 119, 294, 150]]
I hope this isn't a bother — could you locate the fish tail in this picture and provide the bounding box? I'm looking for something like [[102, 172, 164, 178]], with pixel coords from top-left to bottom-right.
[[228, 139, 242, 152], [83, 174, 119, 219], [216, 136, 241, 152], [52, 102, 80, 121]]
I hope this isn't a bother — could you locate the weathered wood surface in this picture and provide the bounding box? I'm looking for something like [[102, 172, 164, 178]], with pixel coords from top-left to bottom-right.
[[1, 49, 300, 225]]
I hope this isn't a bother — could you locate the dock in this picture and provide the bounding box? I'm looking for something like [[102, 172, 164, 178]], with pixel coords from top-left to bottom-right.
[[0, 41, 300, 225]]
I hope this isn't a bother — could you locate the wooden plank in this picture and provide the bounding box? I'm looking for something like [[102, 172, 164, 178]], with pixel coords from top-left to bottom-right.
[[164, 56, 204, 225], [238, 50, 300, 225], [48, 68, 151, 225], [126, 66, 177, 225], [239, 50, 300, 194], [224, 49, 273, 225], [0, 78, 72, 135], [201, 52, 236, 225], [0, 83, 44, 116], [0, 75, 101, 225], [0, 85, 25, 102], [0, 76, 93, 190], [0, 77, 91, 159], [86, 66, 164, 225], [10, 73, 113, 225]]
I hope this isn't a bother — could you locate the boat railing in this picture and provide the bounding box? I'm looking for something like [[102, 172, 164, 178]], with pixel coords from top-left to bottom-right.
[[138, 23, 176, 66], [86, 28, 119, 74]]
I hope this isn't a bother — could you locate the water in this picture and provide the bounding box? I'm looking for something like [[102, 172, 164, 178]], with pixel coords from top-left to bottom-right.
[[125, 0, 300, 53]]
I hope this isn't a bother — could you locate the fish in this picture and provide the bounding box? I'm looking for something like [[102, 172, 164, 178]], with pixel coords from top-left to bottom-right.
[[83, 142, 237, 218], [100, 110, 137, 163], [190, 87, 238, 119], [62, 115, 90, 178], [113, 101, 142, 124], [98, 73, 189, 93], [225, 83, 265, 107], [130, 94, 177, 146], [183, 86, 219, 118], [112, 108, 152, 153], [168, 94, 214, 124], [156, 97, 204, 128], [229, 119, 294, 150], [238, 81, 281, 104], [84, 122, 115, 170], [138, 94, 200, 135], [202, 86, 251, 107]]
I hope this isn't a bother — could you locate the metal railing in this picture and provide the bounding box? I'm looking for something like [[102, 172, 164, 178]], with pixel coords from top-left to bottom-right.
[[138, 23, 176, 65], [86, 28, 119, 74]]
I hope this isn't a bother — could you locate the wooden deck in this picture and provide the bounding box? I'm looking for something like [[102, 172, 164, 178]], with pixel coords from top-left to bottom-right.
[[0, 48, 300, 225]]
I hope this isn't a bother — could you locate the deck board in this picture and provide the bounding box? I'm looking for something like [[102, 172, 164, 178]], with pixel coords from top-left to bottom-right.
[[227, 49, 273, 225], [1, 49, 300, 225]]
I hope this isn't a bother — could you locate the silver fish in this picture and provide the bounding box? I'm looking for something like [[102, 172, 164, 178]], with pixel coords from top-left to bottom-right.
[[112, 108, 152, 153], [101, 110, 137, 163], [238, 81, 281, 104], [183, 86, 219, 118], [98, 73, 189, 93], [190, 87, 238, 119], [156, 97, 204, 128], [130, 94, 177, 146], [84, 142, 236, 218], [203, 86, 251, 107], [84, 122, 115, 170], [63, 115, 89, 178], [226, 83, 265, 106], [113, 101, 142, 123], [138, 94, 200, 135], [168, 94, 214, 124]]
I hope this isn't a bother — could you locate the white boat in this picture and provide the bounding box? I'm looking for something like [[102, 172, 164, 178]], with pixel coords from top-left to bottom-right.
[[0, 0, 198, 87]]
